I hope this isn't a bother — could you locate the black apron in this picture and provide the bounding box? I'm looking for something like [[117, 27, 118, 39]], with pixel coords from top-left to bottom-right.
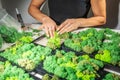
[[48, 0, 91, 25]]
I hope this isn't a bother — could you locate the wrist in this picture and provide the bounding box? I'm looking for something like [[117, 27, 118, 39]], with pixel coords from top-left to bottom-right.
[[77, 19, 84, 27], [42, 17, 50, 23]]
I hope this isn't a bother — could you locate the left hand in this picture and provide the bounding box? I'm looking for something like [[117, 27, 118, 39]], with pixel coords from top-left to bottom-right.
[[57, 19, 81, 34]]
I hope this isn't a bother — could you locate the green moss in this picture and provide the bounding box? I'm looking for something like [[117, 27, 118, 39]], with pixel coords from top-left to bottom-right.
[[0, 35, 3, 48], [0, 61, 34, 80]]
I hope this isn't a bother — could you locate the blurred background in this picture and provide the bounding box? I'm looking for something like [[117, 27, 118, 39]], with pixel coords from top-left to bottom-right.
[[0, 0, 120, 29]]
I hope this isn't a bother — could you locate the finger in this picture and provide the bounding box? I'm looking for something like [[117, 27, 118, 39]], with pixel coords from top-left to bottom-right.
[[49, 27, 53, 38], [52, 26, 56, 37], [57, 21, 68, 31], [58, 23, 71, 34], [51, 26, 56, 37], [45, 26, 49, 37], [67, 24, 78, 33], [55, 25, 57, 31], [59, 29, 67, 34], [66, 25, 74, 32]]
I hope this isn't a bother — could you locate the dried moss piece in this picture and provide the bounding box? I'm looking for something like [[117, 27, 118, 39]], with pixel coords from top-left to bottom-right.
[[83, 45, 95, 54]]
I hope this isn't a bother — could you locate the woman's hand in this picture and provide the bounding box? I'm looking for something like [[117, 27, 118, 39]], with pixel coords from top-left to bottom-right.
[[57, 19, 81, 34], [39, 17, 57, 37]]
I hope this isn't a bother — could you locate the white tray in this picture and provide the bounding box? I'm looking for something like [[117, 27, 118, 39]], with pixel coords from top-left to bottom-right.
[[34, 28, 120, 46]]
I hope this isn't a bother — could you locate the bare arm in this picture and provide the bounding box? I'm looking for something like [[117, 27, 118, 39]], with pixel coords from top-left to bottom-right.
[[78, 0, 106, 27], [28, 0, 57, 37], [57, 0, 106, 34], [28, 0, 48, 23]]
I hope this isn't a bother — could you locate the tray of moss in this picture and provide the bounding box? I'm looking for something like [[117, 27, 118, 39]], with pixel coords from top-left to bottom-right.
[[33, 62, 66, 80], [34, 62, 108, 80], [34, 32, 71, 50], [94, 28, 120, 67], [62, 28, 105, 56], [34, 50, 108, 80], [0, 43, 52, 72], [0, 55, 43, 80], [33, 49, 120, 80], [0, 60, 41, 80], [0, 56, 42, 80], [74, 47, 120, 76], [62, 28, 120, 67], [104, 64, 120, 76]]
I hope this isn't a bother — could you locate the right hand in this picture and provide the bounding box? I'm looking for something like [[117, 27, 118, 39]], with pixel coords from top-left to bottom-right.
[[39, 17, 57, 38]]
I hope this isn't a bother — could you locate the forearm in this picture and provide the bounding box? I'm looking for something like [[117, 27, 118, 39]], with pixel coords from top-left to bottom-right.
[[28, 5, 51, 23], [77, 16, 106, 27]]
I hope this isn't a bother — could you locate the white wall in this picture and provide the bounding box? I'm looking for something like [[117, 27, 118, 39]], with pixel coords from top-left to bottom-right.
[[116, 2, 120, 29], [0, 0, 120, 29], [1, 0, 38, 24], [0, 0, 2, 9]]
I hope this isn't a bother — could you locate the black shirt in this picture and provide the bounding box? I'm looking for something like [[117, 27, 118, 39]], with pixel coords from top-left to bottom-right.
[[48, 0, 91, 25]]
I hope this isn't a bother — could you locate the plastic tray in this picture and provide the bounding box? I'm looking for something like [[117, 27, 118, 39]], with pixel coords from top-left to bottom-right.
[[0, 58, 41, 80], [33, 61, 109, 80], [104, 64, 120, 76], [0, 42, 56, 76], [61, 43, 120, 67]]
